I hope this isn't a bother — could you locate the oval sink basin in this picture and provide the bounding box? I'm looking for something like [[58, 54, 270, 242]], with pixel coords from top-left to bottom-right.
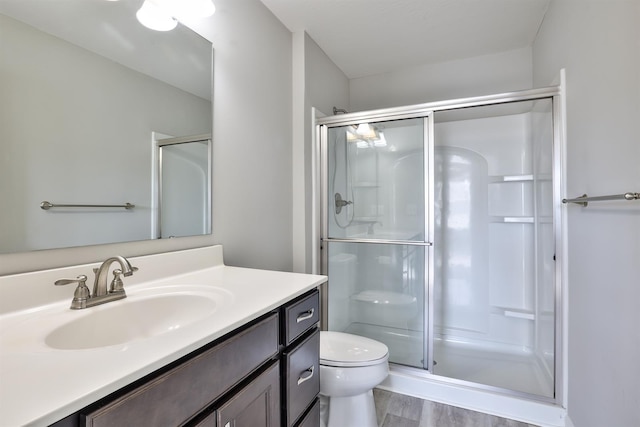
[[45, 291, 220, 350]]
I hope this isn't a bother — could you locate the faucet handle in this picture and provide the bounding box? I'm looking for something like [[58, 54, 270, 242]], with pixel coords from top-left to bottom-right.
[[55, 275, 90, 309], [54, 275, 88, 287], [110, 269, 125, 293]]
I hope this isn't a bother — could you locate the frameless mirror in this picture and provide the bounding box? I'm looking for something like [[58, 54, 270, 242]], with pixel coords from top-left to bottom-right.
[[0, 0, 213, 255]]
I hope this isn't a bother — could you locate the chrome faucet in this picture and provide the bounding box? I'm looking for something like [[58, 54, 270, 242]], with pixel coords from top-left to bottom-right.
[[55, 256, 138, 309], [92, 256, 137, 298]]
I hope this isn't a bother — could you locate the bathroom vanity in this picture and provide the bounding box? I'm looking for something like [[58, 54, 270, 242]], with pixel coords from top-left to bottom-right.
[[0, 246, 326, 426]]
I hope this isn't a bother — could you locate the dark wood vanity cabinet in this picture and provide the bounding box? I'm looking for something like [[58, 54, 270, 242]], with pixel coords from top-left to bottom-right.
[[50, 289, 320, 427], [193, 361, 281, 427], [282, 290, 320, 427]]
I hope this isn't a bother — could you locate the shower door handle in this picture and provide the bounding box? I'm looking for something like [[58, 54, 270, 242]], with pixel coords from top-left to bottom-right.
[[324, 237, 433, 247]]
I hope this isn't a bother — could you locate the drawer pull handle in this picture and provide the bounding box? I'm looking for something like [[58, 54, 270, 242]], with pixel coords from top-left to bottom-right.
[[296, 308, 315, 323], [297, 366, 315, 386]]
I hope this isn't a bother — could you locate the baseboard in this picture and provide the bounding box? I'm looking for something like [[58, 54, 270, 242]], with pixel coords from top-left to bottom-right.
[[380, 369, 567, 427], [564, 414, 575, 427]]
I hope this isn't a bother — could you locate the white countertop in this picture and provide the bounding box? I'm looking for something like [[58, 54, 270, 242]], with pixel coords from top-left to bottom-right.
[[0, 246, 327, 426]]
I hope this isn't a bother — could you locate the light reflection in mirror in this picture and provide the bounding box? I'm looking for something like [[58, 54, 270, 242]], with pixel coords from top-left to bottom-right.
[[0, 1, 213, 255]]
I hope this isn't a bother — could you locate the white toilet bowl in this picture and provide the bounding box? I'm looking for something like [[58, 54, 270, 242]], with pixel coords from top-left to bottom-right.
[[319, 331, 389, 427]]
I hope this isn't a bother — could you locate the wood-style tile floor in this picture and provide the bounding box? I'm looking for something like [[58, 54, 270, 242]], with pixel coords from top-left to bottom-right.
[[373, 389, 539, 427]]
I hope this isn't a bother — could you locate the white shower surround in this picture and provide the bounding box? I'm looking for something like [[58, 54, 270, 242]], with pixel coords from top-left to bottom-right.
[[319, 86, 564, 426]]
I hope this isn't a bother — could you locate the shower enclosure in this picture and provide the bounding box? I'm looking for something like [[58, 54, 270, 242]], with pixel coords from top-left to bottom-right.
[[318, 88, 561, 401]]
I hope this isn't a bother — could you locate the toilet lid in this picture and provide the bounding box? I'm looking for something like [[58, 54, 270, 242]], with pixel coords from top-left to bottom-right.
[[320, 331, 389, 367]]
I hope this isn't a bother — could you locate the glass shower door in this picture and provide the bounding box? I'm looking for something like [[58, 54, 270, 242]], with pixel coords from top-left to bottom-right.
[[431, 100, 556, 398], [323, 117, 429, 369]]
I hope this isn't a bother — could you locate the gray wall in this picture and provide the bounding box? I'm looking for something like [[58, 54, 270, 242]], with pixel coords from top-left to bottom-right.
[[293, 32, 349, 273], [533, 1, 640, 426], [349, 47, 533, 111], [190, 0, 296, 271]]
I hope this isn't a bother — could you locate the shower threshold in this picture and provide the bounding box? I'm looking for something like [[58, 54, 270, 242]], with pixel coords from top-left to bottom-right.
[[345, 322, 553, 398]]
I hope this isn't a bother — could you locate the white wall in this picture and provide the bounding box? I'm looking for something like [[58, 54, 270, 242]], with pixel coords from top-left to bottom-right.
[[292, 32, 349, 273], [0, 15, 211, 254], [188, 0, 295, 271], [349, 47, 533, 111], [303, 34, 350, 118], [533, 1, 640, 426]]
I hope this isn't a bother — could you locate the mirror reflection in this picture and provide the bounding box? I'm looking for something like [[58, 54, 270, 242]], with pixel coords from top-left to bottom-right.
[[156, 134, 212, 239], [0, 0, 213, 254]]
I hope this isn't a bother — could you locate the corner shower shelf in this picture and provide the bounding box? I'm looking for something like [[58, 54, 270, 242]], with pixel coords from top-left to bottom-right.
[[493, 306, 536, 321], [490, 216, 552, 224], [504, 310, 536, 320], [489, 174, 533, 183], [489, 174, 552, 183], [490, 216, 534, 223], [353, 182, 379, 188]]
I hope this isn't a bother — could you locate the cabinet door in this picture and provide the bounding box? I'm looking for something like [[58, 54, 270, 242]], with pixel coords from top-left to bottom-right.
[[82, 314, 279, 427], [215, 362, 281, 427]]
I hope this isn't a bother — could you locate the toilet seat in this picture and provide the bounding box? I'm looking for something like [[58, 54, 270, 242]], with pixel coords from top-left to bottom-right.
[[320, 331, 389, 367]]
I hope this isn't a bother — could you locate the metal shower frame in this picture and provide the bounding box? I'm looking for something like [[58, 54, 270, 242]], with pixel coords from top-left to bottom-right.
[[316, 84, 565, 405]]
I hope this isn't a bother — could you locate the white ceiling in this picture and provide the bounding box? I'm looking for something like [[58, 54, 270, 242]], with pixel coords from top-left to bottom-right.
[[260, 0, 551, 79]]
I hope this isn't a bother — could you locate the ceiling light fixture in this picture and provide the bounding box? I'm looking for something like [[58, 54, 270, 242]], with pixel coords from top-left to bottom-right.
[[373, 131, 387, 147], [136, 0, 216, 32], [347, 123, 386, 148], [355, 123, 379, 140], [136, 0, 177, 31]]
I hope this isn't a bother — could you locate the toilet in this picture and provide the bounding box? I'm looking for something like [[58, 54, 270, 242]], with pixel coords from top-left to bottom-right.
[[319, 331, 389, 427]]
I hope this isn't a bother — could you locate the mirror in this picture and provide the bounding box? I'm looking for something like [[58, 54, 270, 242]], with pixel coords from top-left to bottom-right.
[[155, 134, 212, 239], [0, 0, 213, 255]]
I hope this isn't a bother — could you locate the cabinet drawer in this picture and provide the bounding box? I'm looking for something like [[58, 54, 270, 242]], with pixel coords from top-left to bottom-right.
[[82, 313, 279, 427], [284, 328, 320, 426], [284, 290, 319, 345], [294, 398, 319, 427]]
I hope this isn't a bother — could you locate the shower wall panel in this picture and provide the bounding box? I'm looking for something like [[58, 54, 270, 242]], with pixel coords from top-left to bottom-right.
[[434, 113, 536, 350]]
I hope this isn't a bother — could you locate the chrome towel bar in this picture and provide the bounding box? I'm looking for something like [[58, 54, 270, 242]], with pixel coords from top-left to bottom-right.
[[40, 201, 135, 210], [562, 192, 640, 207]]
